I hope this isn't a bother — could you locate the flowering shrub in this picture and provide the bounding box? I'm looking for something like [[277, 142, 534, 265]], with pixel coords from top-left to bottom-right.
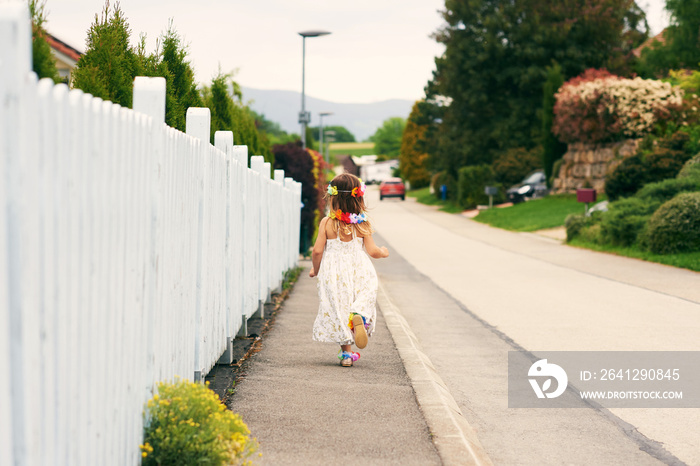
[[553, 69, 684, 144], [141, 379, 257, 466]]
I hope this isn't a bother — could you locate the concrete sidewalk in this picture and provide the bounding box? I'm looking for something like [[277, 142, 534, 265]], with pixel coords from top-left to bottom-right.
[[228, 261, 445, 465]]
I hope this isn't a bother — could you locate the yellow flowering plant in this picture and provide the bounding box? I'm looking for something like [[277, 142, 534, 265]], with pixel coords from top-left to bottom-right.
[[141, 379, 257, 465]]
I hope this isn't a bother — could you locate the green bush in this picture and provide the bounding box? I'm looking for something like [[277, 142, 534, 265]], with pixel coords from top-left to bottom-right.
[[457, 165, 499, 209], [141, 379, 256, 465], [431, 171, 458, 201], [565, 214, 592, 241], [644, 192, 700, 254], [605, 131, 695, 201], [600, 197, 660, 246], [579, 223, 603, 244], [605, 153, 648, 201], [677, 152, 700, 180], [492, 146, 542, 187], [635, 176, 700, 203], [550, 158, 564, 188]]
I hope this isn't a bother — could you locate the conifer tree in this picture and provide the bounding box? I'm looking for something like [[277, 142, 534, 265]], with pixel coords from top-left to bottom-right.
[[425, 0, 648, 176], [542, 63, 567, 186], [29, 0, 60, 83], [72, 1, 141, 107], [399, 102, 431, 189], [203, 73, 273, 165]]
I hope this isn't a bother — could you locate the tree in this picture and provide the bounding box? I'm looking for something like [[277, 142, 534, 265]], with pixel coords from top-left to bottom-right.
[[638, 0, 700, 76], [425, 0, 649, 178], [135, 23, 202, 131], [369, 117, 406, 157], [541, 63, 567, 186], [159, 25, 202, 131], [72, 1, 141, 108], [309, 125, 356, 143], [250, 110, 298, 146], [29, 0, 60, 83], [399, 102, 431, 189], [202, 73, 273, 164], [273, 142, 317, 252]]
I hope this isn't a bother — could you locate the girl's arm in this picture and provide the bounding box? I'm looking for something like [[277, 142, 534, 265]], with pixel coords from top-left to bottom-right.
[[363, 234, 389, 259], [309, 217, 329, 277]]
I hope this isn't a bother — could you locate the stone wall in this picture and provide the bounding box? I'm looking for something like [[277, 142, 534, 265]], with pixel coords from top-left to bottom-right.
[[552, 139, 640, 193]]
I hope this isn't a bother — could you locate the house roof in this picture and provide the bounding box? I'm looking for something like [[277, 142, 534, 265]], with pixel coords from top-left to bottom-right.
[[46, 33, 82, 62], [633, 29, 667, 58]]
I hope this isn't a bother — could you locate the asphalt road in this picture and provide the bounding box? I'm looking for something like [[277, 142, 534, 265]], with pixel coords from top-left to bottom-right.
[[369, 188, 700, 466]]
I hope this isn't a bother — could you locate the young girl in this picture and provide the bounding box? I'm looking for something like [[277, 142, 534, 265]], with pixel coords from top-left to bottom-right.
[[309, 173, 390, 367]]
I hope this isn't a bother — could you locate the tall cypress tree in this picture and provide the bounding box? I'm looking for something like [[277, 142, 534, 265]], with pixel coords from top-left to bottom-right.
[[72, 1, 141, 107], [542, 63, 567, 186], [29, 0, 60, 83], [425, 0, 648, 176], [203, 73, 273, 165]]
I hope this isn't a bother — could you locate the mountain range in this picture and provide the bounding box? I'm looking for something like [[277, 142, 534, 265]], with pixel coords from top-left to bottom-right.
[[240, 86, 415, 142]]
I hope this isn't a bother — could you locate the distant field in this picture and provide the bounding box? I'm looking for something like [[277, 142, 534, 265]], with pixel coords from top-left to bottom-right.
[[327, 142, 376, 162], [329, 142, 374, 150]]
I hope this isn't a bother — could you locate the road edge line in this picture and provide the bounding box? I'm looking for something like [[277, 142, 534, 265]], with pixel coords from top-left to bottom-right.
[[377, 281, 494, 466]]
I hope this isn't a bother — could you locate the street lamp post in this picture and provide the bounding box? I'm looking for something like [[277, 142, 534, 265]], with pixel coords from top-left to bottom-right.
[[319, 112, 333, 164], [298, 30, 330, 150]]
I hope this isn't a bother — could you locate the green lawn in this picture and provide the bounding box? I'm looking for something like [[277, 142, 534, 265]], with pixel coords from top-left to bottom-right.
[[327, 142, 376, 164], [407, 187, 464, 213], [412, 187, 700, 271], [568, 239, 700, 272], [473, 194, 599, 231]]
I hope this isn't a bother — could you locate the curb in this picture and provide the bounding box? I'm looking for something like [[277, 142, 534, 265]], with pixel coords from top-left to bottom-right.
[[377, 282, 494, 466]]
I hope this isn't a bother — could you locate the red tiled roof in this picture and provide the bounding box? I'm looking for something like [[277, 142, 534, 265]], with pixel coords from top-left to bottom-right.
[[633, 29, 667, 58], [46, 33, 82, 62]]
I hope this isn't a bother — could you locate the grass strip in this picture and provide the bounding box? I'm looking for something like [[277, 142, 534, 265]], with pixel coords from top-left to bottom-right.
[[407, 187, 464, 213], [568, 238, 700, 272], [474, 194, 598, 232]]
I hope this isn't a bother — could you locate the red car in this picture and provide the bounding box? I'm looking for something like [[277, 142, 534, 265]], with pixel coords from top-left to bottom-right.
[[379, 177, 406, 201]]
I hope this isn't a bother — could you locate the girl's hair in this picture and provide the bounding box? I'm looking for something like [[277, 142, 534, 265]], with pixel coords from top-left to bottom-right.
[[325, 173, 373, 237]]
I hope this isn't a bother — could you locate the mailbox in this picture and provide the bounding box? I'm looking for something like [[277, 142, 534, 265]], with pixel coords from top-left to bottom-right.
[[576, 188, 597, 203], [484, 186, 499, 196]]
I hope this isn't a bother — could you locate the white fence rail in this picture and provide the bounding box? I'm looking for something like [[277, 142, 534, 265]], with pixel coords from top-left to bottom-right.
[[0, 4, 302, 465]]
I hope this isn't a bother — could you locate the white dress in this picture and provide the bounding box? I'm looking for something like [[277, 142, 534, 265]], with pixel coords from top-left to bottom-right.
[[312, 231, 378, 345]]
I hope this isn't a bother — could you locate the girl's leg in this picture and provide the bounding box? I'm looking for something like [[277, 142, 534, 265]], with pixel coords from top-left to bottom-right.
[[339, 344, 356, 367]]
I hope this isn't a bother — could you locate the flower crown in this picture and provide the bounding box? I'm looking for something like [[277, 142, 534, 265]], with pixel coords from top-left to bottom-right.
[[328, 209, 367, 224], [327, 179, 366, 198]]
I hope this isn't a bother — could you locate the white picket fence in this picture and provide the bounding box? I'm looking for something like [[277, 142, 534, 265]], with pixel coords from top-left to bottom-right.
[[0, 4, 302, 465]]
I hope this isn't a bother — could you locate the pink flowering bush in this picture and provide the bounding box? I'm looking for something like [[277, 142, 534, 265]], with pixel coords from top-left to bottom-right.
[[553, 69, 684, 144]]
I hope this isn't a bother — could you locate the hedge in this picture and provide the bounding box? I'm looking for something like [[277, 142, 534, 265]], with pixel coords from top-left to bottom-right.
[[457, 165, 500, 209], [643, 192, 700, 254]]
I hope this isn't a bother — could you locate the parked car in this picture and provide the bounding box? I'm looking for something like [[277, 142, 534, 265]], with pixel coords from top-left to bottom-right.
[[379, 177, 406, 200], [506, 170, 548, 203]]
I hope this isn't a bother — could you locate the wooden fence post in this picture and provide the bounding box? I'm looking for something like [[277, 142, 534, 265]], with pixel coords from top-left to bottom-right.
[[214, 131, 235, 365], [232, 146, 250, 337], [273, 169, 286, 293], [1, 3, 35, 464], [186, 108, 210, 383], [133, 77, 166, 123], [250, 156, 266, 319]]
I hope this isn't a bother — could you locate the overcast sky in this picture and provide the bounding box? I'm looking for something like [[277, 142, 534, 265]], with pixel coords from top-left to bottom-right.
[[45, 0, 670, 105]]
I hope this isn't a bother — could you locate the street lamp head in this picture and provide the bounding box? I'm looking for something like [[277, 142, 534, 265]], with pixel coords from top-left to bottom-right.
[[298, 30, 331, 38], [320, 112, 334, 117]]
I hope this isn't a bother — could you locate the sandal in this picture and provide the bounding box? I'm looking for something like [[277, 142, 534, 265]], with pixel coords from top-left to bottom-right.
[[338, 351, 360, 367], [350, 314, 368, 349]]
